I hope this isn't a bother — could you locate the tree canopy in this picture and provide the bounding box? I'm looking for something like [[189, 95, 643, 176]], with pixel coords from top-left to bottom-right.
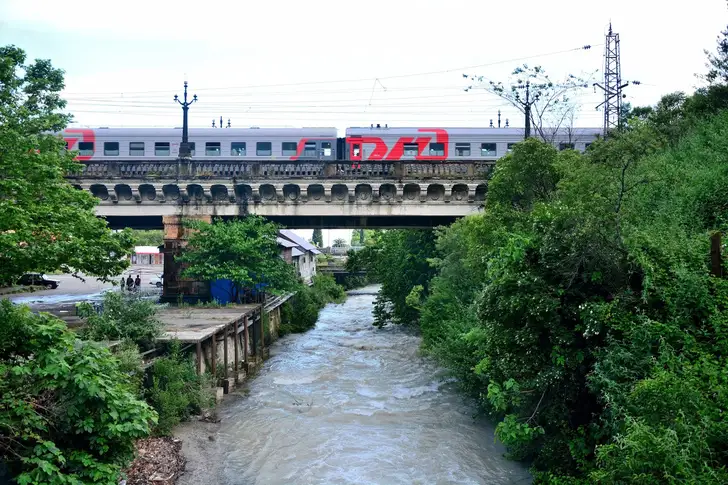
[[0, 45, 133, 284], [177, 216, 298, 302]]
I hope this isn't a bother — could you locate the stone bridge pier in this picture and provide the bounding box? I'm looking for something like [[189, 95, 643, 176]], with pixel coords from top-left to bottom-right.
[[161, 214, 212, 303]]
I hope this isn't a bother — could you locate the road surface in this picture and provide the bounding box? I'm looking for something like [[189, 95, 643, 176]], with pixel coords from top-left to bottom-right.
[[3, 265, 163, 309]]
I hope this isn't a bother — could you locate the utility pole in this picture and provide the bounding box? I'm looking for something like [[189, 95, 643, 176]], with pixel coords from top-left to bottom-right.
[[593, 23, 639, 137], [174, 81, 197, 158]]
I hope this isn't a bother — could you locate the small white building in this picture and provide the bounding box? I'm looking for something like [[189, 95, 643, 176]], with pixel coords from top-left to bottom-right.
[[131, 246, 163, 265], [278, 230, 321, 284]]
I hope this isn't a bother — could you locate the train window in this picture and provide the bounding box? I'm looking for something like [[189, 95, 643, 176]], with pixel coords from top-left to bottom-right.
[[205, 142, 221, 156], [78, 142, 94, 156], [507, 143, 516, 152], [403, 143, 418, 156], [429, 143, 445, 156], [559, 143, 575, 151], [231, 142, 246, 156], [129, 142, 145, 156], [256, 142, 272, 156], [321, 141, 332, 157], [155, 142, 170, 156], [282, 142, 297, 156], [455, 143, 471, 156], [104, 142, 119, 156], [480, 143, 497, 157], [303, 142, 316, 157], [188, 142, 196, 156]]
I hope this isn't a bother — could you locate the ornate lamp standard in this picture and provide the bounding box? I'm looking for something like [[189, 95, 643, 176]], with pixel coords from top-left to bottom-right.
[[174, 81, 197, 158]]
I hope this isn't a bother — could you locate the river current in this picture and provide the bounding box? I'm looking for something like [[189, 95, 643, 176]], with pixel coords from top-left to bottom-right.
[[215, 286, 532, 484]]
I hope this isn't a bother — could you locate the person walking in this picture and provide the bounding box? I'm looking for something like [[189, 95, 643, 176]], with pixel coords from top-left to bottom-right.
[[126, 275, 134, 292], [134, 275, 141, 292], [120, 276, 125, 291]]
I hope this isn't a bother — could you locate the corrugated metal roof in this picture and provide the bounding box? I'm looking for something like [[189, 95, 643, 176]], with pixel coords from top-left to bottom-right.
[[292, 247, 304, 257], [134, 246, 160, 254], [276, 237, 298, 248], [278, 230, 322, 255]]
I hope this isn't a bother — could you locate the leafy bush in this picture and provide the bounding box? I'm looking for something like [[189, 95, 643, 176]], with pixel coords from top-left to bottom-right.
[[79, 291, 163, 350], [146, 341, 214, 436], [279, 275, 346, 336], [0, 300, 157, 483]]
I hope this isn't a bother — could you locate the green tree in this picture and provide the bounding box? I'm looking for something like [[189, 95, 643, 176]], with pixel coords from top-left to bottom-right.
[[0, 45, 134, 285], [333, 238, 347, 247], [131, 229, 163, 247], [177, 216, 298, 302], [0, 300, 157, 483], [311, 228, 323, 247]]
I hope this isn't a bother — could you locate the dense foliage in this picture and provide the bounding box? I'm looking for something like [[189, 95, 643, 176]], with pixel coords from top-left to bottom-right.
[[279, 274, 346, 335], [177, 216, 298, 301], [362, 77, 728, 482], [79, 291, 164, 350], [0, 301, 157, 484], [146, 342, 213, 436], [0, 45, 134, 285]]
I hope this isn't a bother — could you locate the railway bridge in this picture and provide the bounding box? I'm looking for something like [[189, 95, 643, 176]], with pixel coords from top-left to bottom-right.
[[69, 159, 493, 229], [68, 158, 492, 301]]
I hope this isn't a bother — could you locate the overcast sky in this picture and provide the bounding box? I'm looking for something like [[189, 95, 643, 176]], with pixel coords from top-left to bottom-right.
[[2, 0, 726, 242]]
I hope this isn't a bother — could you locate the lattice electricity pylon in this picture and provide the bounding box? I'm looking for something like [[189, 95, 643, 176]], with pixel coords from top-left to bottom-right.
[[593, 23, 629, 137]]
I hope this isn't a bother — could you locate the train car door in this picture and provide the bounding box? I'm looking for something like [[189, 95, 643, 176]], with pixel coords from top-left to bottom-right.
[[348, 137, 362, 169]]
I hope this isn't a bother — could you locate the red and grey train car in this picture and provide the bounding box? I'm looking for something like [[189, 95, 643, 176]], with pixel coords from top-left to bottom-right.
[[60, 125, 601, 162]]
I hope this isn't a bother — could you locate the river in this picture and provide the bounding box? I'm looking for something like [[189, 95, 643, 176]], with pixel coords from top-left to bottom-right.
[[191, 286, 531, 484]]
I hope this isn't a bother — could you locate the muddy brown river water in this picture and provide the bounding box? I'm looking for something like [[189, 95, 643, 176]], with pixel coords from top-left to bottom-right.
[[185, 286, 532, 485]]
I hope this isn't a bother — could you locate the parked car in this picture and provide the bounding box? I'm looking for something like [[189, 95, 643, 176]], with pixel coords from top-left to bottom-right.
[[149, 273, 163, 288], [17, 273, 60, 289]]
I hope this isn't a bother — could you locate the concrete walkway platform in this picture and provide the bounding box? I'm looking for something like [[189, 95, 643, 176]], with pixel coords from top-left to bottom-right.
[[157, 304, 260, 343]]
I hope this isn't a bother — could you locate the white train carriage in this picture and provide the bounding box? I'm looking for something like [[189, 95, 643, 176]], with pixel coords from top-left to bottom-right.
[[344, 126, 602, 161], [60, 127, 339, 162]]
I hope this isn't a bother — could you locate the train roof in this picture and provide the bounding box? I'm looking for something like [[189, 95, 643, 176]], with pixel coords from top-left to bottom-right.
[[62, 127, 339, 137], [346, 126, 603, 137]]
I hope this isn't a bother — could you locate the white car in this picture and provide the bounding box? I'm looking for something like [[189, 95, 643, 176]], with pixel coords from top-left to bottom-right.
[[149, 273, 163, 288]]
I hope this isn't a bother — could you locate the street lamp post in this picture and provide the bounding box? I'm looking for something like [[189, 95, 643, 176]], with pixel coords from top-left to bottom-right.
[[174, 81, 197, 158]]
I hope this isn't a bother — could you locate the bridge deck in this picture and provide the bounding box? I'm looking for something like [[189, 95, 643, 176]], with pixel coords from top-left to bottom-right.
[[157, 304, 259, 343]]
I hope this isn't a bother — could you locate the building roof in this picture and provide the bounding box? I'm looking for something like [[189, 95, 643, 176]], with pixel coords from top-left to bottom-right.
[[278, 230, 322, 255], [276, 237, 298, 249], [292, 247, 304, 257], [135, 246, 160, 254]]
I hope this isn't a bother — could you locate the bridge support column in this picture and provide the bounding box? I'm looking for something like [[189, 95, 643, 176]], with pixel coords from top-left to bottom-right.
[[161, 214, 212, 303]]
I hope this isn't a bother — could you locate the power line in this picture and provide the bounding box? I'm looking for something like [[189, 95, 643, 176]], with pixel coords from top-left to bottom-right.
[[62, 42, 603, 97]]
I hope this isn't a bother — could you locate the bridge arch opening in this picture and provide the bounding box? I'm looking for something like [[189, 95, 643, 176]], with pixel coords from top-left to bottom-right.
[[283, 184, 300, 201], [234, 184, 252, 202], [211, 184, 229, 202], [475, 184, 487, 202], [379, 183, 396, 202], [187, 184, 204, 201], [163, 184, 180, 200], [355, 184, 372, 202], [139, 184, 156, 201], [90, 184, 109, 200], [114, 184, 133, 201], [451, 184, 468, 201], [403, 183, 420, 200], [331, 184, 348, 202], [260, 184, 277, 201], [427, 184, 445, 201], [307, 184, 324, 201]]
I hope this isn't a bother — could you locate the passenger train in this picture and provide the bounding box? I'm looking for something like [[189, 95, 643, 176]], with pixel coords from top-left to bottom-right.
[[59, 125, 601, 162]]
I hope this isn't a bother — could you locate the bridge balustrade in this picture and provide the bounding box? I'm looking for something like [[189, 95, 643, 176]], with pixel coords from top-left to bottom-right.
[[68, 160, 495, 181]]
